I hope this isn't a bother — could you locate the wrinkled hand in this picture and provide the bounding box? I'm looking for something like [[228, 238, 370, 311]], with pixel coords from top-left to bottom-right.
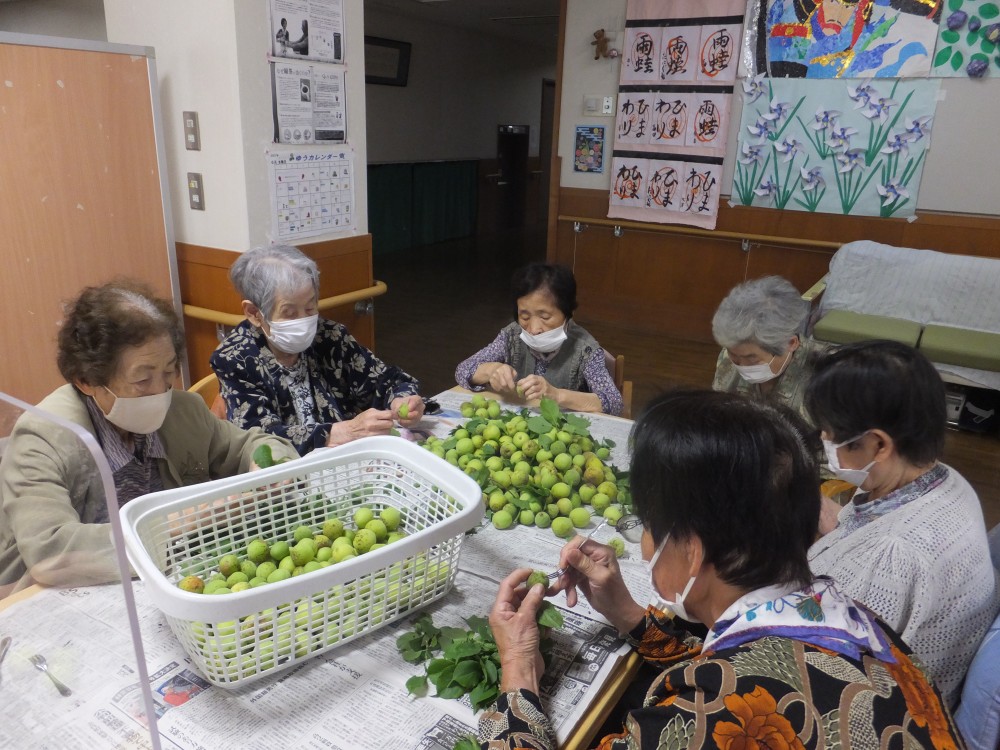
[[488, 363, 519, 394], [551, 536, 645, 635], [818, 496, 843, 537], [516, 374, 553, 403], [490, 568, 547, 694], [326, 408, 394, 447], [391, 395, 425, 427]]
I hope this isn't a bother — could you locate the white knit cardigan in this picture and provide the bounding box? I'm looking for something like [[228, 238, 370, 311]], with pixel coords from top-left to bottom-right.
[[809, 465, 1000, 707]]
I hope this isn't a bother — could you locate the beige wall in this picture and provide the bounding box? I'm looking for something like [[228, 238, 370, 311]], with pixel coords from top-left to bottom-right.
[[0, 0, 106, 41]]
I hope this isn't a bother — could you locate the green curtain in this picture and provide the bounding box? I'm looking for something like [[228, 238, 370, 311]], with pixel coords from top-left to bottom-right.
[[367, 160, 478, 255]]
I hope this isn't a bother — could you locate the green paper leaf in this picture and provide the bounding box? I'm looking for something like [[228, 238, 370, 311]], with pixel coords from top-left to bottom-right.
[[405, 674, 428, 696], [982, 37, 997, 52], [941, 29, 960, 43], [948, 0, 962, 9], [981, 3, 999, 18], [952, 49, 965, 70]]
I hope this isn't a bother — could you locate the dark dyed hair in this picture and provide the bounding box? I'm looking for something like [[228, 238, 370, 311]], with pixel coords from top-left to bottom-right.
[[510, 263, 578, 319], [805, 340, 946, 466], [57, 280, 185, 387], [629, 390, 819, 590]]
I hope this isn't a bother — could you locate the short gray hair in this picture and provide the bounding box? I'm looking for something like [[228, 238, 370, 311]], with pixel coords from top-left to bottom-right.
[[712, 276, 808, 355], [230, 244, 320, 320]]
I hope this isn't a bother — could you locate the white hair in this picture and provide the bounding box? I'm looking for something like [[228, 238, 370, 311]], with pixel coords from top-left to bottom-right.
[[229, 244, 320, 319]]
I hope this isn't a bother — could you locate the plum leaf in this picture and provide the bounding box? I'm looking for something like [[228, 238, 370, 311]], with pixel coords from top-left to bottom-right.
[[405, 674, 428, 696], [537, 601, 565, 629], [539, 397, 562, 426]]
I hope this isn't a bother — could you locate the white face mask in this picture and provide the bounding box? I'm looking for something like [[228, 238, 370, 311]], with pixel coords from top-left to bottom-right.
[[519, 322, 568, 353], [101, 387, 173, 435], [265, 314, 318, 355], [823, 432, 877, 487], [733, 350, 791, 384], [646, 533, 698, 622]]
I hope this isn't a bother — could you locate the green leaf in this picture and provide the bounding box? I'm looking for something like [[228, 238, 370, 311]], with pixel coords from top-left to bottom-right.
[[469, 680, 500, 710], [982, 36, 996, 52], [952, 49, 965, 70], [397, 632, 420, 650], [941, 29, 960, 43], [444, 638, 483, 660], [536, 601, 565, 629], [452, 660, 483, 689], [437, 683, 466, 700], [453, 736, 481, 750], [252, 444, 275, 468], [401, 649, 426, 664], [948, 0, 963, 10], [405, 674, 428, 696], [564, 412, 591, 431], [482, 658, 498, 684], [539, 397, 562, 426], [439, 626, 468, 647], [981, 3, 999, 18], [426, 658, 454, 678], [934, 45, 954, 67], [526, 415, 554, 435]]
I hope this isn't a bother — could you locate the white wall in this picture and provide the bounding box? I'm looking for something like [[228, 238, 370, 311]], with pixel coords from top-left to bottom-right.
[[365, 7, 557, 162], [0, 0, 106, 41], [559, 0, 1000, 215]]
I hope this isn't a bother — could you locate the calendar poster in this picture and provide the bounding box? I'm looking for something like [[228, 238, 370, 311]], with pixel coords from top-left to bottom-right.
[[267, 146, 355, 240]]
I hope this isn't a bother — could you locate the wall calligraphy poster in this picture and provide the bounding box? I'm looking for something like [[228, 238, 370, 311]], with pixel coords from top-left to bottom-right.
[[609, 0, 745, 230], [742, 0, 943, 79], [730, 76, 939, 217]]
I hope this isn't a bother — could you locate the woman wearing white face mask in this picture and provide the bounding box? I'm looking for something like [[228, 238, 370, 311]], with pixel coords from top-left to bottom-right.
[[806, 340, 1000, 708], [0, 281, 297, 593], [711, 275, 824, 420], [479, 391, 963, 750], [211, 244, 424, 455], [455, 263, 623, 415]]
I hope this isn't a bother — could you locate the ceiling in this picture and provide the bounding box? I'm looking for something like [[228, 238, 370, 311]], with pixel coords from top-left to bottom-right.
[[364, 0, 561, 52]]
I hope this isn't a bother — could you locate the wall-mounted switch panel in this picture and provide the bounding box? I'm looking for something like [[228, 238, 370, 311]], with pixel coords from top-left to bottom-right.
[[183, 111, 201, 151], [187, 172, 204, 210]]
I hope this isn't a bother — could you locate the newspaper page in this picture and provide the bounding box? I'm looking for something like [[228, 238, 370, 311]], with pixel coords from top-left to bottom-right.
[[270, 0, 344, 64], [0, 572, 635, 749], [271, 61, 347, 145]]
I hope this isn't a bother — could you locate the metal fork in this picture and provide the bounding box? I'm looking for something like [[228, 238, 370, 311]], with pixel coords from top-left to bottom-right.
[[547, 515, 644, 581], [29, 654, 72, 696]]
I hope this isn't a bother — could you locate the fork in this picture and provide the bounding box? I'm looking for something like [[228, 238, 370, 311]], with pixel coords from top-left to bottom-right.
[[546, 515, 644, 581], [29, 654, 72, 696]]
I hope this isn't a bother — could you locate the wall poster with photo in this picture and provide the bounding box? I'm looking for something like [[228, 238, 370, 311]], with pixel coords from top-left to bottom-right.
[[270, 0, 344, 64]]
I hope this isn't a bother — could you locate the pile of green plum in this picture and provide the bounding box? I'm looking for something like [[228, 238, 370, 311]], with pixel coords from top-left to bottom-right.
[[420, 396, 630, 538], [175, 505, 406, 595]]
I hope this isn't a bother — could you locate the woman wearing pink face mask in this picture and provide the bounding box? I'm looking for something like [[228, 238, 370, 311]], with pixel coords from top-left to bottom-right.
[[455, 263, 623, 415], [806, 340, 999, 708], [0, 281, 297, 593], [711, 276, 824, 420], [211, 244, 424, 455], [479, 391, 964, 750]]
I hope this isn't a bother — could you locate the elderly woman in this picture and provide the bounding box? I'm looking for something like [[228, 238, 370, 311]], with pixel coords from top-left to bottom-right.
[[0, 281, 297, 593], [211, 245, 424, 456], [712, 275, 822, 417], [480, 391, 963, 750], [806, 340, 1000, 708], [455, 263, 622, 415]]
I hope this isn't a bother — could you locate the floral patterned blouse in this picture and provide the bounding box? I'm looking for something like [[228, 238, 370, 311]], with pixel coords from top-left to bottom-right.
[[478, 580, 963, 750], [210, 319, 419, 455]]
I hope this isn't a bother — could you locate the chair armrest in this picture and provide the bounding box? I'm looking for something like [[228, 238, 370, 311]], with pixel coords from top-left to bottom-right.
[[801, 275, 828, 303]]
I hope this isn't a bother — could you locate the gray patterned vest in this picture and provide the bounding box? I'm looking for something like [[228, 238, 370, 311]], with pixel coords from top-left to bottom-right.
[[504, 319, 600, 392]]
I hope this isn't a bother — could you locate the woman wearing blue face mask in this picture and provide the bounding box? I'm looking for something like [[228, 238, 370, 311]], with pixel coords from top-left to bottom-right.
[[806, 340, 999, 709], [454, 263, 623, 415], [479, 391, 964, 750], [0, 281, 297, 593], [211, 244, 424, 455], [711, 275, 825, 421]]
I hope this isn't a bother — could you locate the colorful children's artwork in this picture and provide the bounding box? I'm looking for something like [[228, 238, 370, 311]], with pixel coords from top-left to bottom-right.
[[574, 126, 606, 173], [731, 76, 940, 217], [747, 0, 943, 78], [611, 0, 745, 229], [931, 0, 1000, 77]]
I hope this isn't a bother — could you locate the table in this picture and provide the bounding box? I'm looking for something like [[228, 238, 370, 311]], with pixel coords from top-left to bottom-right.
[[0, 391, 648, 750]]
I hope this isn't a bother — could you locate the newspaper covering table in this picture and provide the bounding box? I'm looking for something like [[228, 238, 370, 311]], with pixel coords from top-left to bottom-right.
[[0, 397, 647, 749]]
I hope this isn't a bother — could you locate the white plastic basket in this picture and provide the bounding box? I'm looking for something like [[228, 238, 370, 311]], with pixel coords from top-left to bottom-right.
[[119, 436, 483, 688]]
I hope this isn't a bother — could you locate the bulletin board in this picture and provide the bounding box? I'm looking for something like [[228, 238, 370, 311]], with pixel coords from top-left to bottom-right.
[[0, 34, 179, 403]]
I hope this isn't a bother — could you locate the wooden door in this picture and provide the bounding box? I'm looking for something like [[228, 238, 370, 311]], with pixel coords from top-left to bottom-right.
[[0, 34, 176, 403]]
